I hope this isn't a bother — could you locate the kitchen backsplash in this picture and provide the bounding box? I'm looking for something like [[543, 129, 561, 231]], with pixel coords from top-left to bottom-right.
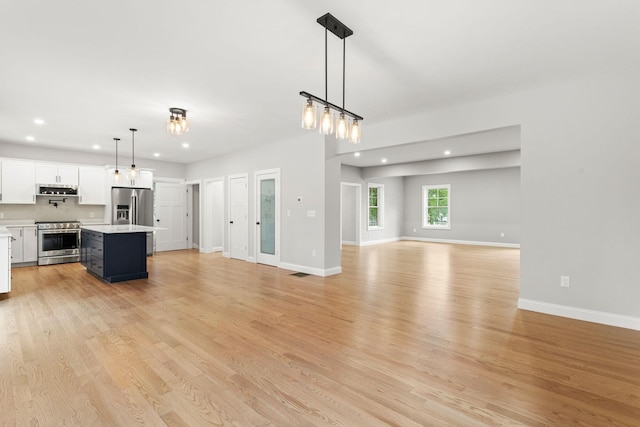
[[0, 197, 107, 223]]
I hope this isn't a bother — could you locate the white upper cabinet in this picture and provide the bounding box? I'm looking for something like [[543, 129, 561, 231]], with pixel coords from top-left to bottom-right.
[[134, 170, 154, 189], [78, 166, 106, 205], [107, 168, 153, 189], [36, 163, 79, 186], [1, 159, 36, 204]]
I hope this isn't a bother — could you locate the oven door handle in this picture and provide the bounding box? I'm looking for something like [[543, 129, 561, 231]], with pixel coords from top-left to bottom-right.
[[39, 229, 81, 235]]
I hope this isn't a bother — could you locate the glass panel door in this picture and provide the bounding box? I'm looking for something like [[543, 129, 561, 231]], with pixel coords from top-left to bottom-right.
[[260, 178, 276, 255]]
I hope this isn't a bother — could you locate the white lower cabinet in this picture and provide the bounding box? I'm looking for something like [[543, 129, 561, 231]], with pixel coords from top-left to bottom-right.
[[0, 231, 10, 293], [7, 226, 37, 264]]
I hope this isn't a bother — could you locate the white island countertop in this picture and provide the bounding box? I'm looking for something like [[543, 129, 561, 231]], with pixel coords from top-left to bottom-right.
[[81, 225, 165, 234]]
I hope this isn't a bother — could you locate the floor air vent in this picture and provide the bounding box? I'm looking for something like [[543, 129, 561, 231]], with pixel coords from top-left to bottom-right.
[[291, 272, 310, 277]]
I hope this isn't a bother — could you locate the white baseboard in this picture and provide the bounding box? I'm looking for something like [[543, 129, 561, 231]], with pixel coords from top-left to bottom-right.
[[518, 298, 640, 331], [360, 237, 401, 247], [401, 236, 520, 249], [192, 243, 200, 250], [247, 256, 256, 264], [222, 252, 230, 258], [199, 246, 223, 254], [280, 262, 342, 277], [341, 240, 357, 246]]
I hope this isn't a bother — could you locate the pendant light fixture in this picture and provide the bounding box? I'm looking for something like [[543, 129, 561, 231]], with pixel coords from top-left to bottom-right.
[[113, 137, 120, 182], [300, 13, 363, 144], [167, 108, 189, 136], [129, 128, 137, 179]]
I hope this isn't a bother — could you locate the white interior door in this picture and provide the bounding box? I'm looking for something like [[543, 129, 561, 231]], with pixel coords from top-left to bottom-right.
[[155, 182, 187, 252], [229, 175, 248, 260], [203, 178, 224, 253], [255, 170, 280, 266]]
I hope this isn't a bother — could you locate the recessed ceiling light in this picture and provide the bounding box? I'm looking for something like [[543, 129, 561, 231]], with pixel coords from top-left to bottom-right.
[[33, 118, 45, 125], [25, 136, 35, 142], [182, 143, 189, 148], [381, 158, 387, 164], [444, 150, 451, 156], [92, 145, 100, 150], [153, 153, 160, 157], [354, 152, 361, 157]]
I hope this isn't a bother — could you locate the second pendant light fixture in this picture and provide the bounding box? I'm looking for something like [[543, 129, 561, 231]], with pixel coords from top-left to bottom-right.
[[112, 128, 138, 182]]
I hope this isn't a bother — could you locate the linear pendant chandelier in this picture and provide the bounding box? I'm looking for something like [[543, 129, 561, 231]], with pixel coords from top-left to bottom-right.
[[300, 13, 362, 144]]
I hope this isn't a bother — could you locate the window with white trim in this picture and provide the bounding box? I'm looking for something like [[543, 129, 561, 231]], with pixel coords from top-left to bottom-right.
[[422, 184, 450, 229], [368, 183, 384, 229]]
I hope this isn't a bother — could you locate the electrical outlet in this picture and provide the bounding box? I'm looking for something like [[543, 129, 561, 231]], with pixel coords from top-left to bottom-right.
[[0, 212, 4, 219], [561, 275, 571, 288], [500, 232, 505, 237], [413, 228, 416, 232], [312, 249, 316, 257]]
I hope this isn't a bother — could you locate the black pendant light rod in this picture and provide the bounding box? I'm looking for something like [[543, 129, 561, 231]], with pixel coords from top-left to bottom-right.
[[129, 128, 137, 168], [325, 26, 328, 104], [113, 137, 120, 170], [299, 13, 363, 121], [342, 37, 346, 112]]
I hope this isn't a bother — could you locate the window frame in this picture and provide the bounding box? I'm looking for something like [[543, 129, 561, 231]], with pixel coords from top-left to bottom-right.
[[367, 183, 384, 230], [422, 184, 451, 230]]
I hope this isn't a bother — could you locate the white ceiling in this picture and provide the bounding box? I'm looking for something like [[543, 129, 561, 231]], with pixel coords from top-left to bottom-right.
[[339, 126, 521, 168], [1, 1, 638, 165]]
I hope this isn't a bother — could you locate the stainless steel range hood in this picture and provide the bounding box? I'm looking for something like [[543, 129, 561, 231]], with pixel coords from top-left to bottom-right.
[[36, 184, 78, 196]]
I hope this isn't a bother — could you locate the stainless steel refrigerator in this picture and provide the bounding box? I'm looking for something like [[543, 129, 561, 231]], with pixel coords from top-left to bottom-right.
[[112, 187, 154, 255]]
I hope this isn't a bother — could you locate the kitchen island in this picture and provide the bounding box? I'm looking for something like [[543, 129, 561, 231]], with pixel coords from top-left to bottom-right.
[[80, 225, 160, 283]]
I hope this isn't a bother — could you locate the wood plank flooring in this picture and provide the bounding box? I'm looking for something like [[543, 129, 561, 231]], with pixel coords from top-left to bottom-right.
[[1, 241, 640, 425]]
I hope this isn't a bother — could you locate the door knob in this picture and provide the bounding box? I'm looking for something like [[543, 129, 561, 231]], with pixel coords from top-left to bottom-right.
[[256, 222, 260, 225], [156, 219, 160, 222], [230, 221, 234, 224]]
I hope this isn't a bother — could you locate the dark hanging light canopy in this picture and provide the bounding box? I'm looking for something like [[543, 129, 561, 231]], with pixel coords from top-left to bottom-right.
[[300, 13, 362, 144]]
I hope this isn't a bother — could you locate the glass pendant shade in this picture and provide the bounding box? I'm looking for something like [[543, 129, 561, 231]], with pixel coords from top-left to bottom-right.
[[167, 108, 189, 136], [301, 99, 317, 129], [319, 106, 333, 135], [349, 119, 361, 144], [335, 113, 348, 139], [130, 166, 137, 179], [114, 169, 120, 182]]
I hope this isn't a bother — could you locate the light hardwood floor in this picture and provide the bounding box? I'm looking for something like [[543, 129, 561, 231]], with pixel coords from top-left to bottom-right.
[[1, 242, 640, 426]]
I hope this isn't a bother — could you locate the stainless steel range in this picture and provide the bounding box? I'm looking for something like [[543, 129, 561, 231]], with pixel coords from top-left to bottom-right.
[[36, 221, 81, 265]]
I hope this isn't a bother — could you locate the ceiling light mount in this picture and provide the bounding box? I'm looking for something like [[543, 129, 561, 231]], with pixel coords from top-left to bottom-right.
[[167, 107, 189, 136], [300, 13, 363, 144]]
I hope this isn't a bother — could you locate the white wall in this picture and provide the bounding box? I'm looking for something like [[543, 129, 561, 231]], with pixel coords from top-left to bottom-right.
[[403, 167, 520, 245], [332, 68, 640, 326], [339, 167, 404, 245], [186, 132, 335, 274], [341, 185, 357, 243]]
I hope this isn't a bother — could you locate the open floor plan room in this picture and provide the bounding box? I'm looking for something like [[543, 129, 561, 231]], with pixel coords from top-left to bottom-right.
[[1, 242, 639, 426]]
